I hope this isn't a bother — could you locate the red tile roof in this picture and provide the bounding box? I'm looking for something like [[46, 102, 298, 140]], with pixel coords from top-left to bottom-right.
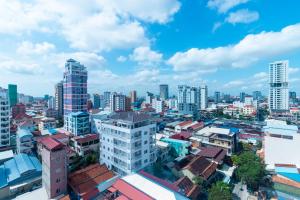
[[51, 133, 69, 140], [170, 131, 192, 140], [183, 156, 217, 180], [189, 122, 204, 130], [111, 179, 154, 200], [177, 120, 193, 127], [14, 113, 32, 120], [73, 134, 98, 144], [40, 137, 65, 151], [68, 164, 116, 197], [174, 176, 201, 199]]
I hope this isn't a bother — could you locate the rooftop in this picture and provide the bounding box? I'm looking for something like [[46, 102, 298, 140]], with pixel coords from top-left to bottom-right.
[[17, 128, 33, 138], [0, 150, 14, 162], [40, 137, 65, 151], [110, 112, 151, 123], [183, 156, 217, 180]]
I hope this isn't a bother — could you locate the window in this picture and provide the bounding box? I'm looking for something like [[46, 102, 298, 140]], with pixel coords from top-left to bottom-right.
[[144, 131, 148, 135], [144, 159, 148, 163], [56, 188, 60, 194], [144, 140, 148, 145], [144, 150, 148, 154], [56, 178, 60, 183]]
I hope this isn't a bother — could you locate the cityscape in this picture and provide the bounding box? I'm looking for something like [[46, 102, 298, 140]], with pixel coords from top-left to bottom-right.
[[0, 1, 300, 200]]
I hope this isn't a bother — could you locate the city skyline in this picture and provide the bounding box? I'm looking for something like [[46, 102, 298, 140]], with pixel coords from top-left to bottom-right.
[[0, 0, 300, 96]]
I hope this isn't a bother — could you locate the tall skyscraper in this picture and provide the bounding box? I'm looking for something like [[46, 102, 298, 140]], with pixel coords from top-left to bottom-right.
[[252, 91, 262, 101], [63, 59, 88, 116], [214, 91, 220, 103], [146, 92, 154, 104], [8, 84, 17, 107], [0, 96, 10, 147], [240, 92, 246, 103], [130, 90, 137, 103], [159, 84, 169, 100], [289, 91, 297, 104], [92, 93, 101, 109], [110, 92, 126, 112], [200, 85, 208, 110], [178, 85, 199, 116], [55, 81, 64, 118], [269, 60, 289, 112], [104, 91, 111, 107]]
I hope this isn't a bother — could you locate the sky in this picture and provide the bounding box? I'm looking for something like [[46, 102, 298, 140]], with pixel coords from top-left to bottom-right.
[[1, 0, 300, 97]]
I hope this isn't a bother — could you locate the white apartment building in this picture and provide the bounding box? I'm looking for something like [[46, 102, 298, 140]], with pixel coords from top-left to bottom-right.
[[152, 98, 163, 113], [0, 96, 10, 147], [269, 60, 289, 112], [100, 112, 156, 175], [178, 85, 200, 115], [200, 85, 208, 110], [110, 92, 126, 112]]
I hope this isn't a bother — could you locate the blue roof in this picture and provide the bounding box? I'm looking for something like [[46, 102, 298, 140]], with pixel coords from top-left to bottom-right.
[[17, 129, 33, 138], [0, 165, 7, 188], [275, 166, 300, 183], [70, 111, 89, 117], [48, 128, 57, 135], [1, 154, 42, 187]]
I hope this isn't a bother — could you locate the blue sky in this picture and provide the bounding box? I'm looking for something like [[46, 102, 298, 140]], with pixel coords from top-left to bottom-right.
[[1, 0, 300, 97]]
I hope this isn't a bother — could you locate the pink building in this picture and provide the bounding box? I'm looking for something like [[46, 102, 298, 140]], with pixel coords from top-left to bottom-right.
[[40, 137, 67, 199], [11, 103, 26, 119]]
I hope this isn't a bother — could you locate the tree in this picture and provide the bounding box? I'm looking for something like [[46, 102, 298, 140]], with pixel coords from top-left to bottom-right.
[[234, 151, 265, 191], [208, 182, 232, 200], [193, 176, 204, 186]]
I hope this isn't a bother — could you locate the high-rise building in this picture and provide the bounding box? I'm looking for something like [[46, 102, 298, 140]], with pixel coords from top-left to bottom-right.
[[289, 91, 297, 104], [159, 84, 169, 100], [178, 85, 199, 116], [200, 85, 208, 110], [0, 96, 10, 147], [104, 91, 111, 108], [63, 59, 88, 116], [252, 91, 262, 101], [55, 81, 64, 118], [110, 92, 126, 112], [269, 60, 289, 112], [40, 137, 67, 199], [146, 92, 154, 104], [64, 112, 90, 136], [92, 94, 101, 109], [240, 92, 246, 103], [8, 84, 18, 107], [100, 112, 156, 175], [11, 103, 26, 119], [152, 98, 164, 113], [214, 91, 220, 103], [130, 90, 137, 103], [48, 96, 55, 109]]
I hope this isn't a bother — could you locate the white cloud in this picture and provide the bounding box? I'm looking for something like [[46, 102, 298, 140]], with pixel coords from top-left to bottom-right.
[[289, 67, 300, 74], [253, 72, 268, 79], [212, 22, 223, 32], [130, 46, 163, 66], [226, 9, 259, 24], [207, 0, 249, 13], [117, 56, 127, 62], [224, 80, 245, 88], [17, 41, 55, 55], [168, 23, 300, 73]]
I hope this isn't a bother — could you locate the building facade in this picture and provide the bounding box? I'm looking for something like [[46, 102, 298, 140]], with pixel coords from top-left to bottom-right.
[[100, 112, 156, 175], [269, 60, 289, 112], [0, 97, 10, 148], [92, 93, 101, 109], [8, 84, 17, 107], [109, 92, 126, 112], [63, 59, 88, 116], [55, 81, 64, 118], [64, 112, 90, 136], [159, 84, 169, 100], [178, 85, 199, 116], [200, 85, 208, 110]]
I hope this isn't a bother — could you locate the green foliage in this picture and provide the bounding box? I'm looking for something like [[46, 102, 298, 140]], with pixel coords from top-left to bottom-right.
[[193, 176, 204, 186], [234, 151, 265, 191], [208, 181, 232, 200]]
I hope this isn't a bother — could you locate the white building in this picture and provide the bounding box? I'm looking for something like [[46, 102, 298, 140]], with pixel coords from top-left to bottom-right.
[[152, 98, 164, 113], [0, 96, 10, 147], [110, 92, 126, 112], [244, 96, 254, 106], [145, 92, 154, 104], [269, 60, 289, 112], [100, 112, 156, 175], [16, 129, 34, 154], [38, 117, 56, 131], [263, 119, 300, 170], [168, 98, 178, 111], [200, 85, 208, 110], [178, 85, 199, 115]]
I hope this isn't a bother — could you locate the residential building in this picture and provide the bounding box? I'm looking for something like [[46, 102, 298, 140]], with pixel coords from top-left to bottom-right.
[[8, 84, 18, 107], [92, 93, 101, 109], [289, 91, 297, 104], [192, 126, 238, 155], [11, 103, 26, 119], [0, 154, 42, 199], [130, 90, 137, 103], [43, 108, 58, 118], [214, 91, 220, 103], [242, 105, 256, 116], [253, 91, 262, 101], [159, 84, 169, 100], [47, 96, 55, 109], [146, 91, 154, 104], [200, 85, 208, 110], [68, 164, 118, 199], [240, 92, 246, 103], [63, 58, 88, 118], [178, 85, 199, 116], [269, 60, 289, 112], [70, 133, 99, 156], [244, 96, 254, 106], [64, 112, 90, 136], [100, 112, 156, 175], [152, 98, 164, 113], [109, 92, 126, 112], [40, 137, 67, 199], [104, 91, 111, 107], [16, 129, 34, 154], [0, 96, 10, 147], [55, 81, 64, 118], [160, 137, 191, 157], [168, 98, 178, 110], [38, 117, 56, 131]]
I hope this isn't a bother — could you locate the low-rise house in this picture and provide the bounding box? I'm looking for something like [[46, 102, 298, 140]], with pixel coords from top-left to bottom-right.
[[68, 164, 118, 200], [173, 176, 201, 200], [197, 146, 227, 165], [160, 137, 191, 157], [16, 129, 34, 154], [156, 140, 171, 162], [70, 134, 99, 156], [0, 150, 14, 165], [0, 154, 42, 199]]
